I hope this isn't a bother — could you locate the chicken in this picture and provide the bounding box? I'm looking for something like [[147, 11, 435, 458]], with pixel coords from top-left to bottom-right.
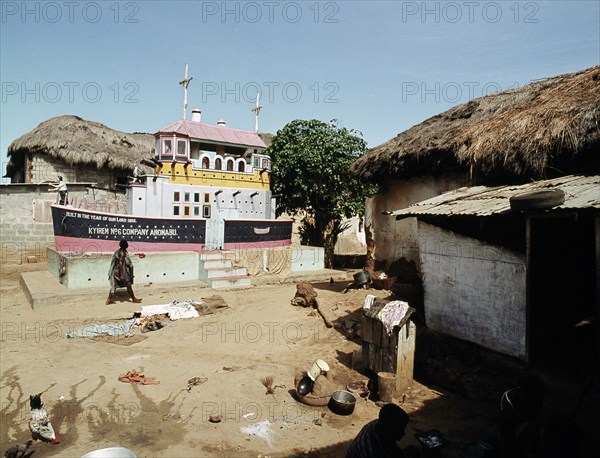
[[3, 440, 32, 458], [28, 394, 59, 444]]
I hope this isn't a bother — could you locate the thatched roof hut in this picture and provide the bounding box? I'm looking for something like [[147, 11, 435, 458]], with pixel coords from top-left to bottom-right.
[[5, 115, 275, 180], [5, 115, 155, 178], [351, 66, 600, 184]]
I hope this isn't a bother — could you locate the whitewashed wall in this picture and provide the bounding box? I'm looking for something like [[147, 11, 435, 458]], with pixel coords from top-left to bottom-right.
[[335, 216, 367, 255], [365, 173, 469, 272], [417, 221, 527, 359]]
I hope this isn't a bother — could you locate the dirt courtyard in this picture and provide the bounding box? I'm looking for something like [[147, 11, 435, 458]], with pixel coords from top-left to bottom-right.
[[0, 263, 594, 457]]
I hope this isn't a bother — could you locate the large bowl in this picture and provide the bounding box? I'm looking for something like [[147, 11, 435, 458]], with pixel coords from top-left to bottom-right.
[[328, 390, 356, 415], [80, 447, 136, 458], [295, 392, 332, 406], [347, 380, 370, 398], [353, 271, 370, 286]]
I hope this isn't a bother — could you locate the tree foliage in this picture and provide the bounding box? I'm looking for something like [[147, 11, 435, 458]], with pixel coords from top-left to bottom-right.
[[267, 119, 377, 267]]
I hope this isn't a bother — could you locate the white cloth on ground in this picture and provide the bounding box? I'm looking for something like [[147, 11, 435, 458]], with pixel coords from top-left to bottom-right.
[[66, 318, 137, 338], [140, 300, 201, 320]]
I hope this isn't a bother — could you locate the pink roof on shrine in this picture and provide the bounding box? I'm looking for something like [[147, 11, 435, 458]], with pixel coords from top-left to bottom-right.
[[156, 120, 266, 149]]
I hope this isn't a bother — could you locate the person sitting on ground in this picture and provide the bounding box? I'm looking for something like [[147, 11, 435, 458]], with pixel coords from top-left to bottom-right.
[[346, 403, 420, 458], [106, 240, 142, 305], [498, 374, 545, 457]]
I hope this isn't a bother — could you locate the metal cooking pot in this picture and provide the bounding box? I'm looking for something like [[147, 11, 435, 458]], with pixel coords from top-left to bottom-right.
[[328, 390, 356, 415], [353, 271, 370, 286], [296, 374, 314, 396]]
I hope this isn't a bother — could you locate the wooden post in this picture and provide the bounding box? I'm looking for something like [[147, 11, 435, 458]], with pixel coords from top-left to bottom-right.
[[396, 321, 416, 394], [595, 216, 600, 374], [525, 216, 532, 363]]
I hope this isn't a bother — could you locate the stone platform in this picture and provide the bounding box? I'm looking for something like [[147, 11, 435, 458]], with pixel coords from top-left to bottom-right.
[[21, 267, 348, 309]]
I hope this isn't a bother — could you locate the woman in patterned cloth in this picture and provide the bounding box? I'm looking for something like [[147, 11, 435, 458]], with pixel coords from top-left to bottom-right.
[[106, 240, 142, 305]]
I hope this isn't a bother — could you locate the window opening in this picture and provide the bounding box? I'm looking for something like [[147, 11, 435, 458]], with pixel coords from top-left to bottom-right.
[[164, 139, 172, 155], [177, 140, 186, 155]]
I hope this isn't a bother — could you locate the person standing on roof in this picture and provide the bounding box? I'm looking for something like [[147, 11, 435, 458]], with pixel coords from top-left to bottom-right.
[[131, 164, 142, 183], [49, 176, 68, 205]]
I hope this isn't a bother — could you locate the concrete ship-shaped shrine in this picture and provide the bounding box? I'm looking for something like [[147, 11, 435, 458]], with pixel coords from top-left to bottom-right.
[[52, 63, 290, 255], [52, 108, 291, 254], [46, 66, 332, 291]]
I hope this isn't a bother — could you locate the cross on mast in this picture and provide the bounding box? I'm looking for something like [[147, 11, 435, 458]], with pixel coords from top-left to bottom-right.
[[251, 92, 262, 133], [179, 64, 193, 120]]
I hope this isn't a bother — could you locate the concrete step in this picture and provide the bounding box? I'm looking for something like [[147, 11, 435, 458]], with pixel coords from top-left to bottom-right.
[[208, 275, 252, 289], [198, 251, 249, 287], [200, 259, 232, 270], [199, 251, 227, 261], [202, 267, 247, 279]]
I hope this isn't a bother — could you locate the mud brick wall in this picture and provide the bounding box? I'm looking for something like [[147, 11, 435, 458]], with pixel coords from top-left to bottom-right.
[[27, 153, 122, 188]]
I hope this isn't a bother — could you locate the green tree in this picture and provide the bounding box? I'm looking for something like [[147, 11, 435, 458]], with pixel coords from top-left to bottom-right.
[[268, 119, 377, 268]]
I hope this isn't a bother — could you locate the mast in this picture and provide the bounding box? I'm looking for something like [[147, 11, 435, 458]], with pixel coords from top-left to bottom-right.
[[179, 64, 193, 120], [251, 92, 262, 133]]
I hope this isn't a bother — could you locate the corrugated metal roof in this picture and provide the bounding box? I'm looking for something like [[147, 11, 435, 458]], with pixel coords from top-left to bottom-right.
[[156, 120, 267, 149], [391, 175, 600, 219]]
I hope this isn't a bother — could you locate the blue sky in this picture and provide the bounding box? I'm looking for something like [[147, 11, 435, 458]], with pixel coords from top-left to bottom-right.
[[1, 0, 598, 180]]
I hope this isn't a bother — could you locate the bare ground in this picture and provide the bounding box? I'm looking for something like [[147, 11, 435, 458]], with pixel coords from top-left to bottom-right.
[[0, 262, 595, 457]]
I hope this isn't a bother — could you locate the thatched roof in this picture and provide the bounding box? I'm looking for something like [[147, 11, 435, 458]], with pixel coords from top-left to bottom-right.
[[258, 132, 274, 147], [6, 115, 155, 175], [5, 115, 276, 177], [351, 66, 600, 183]]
